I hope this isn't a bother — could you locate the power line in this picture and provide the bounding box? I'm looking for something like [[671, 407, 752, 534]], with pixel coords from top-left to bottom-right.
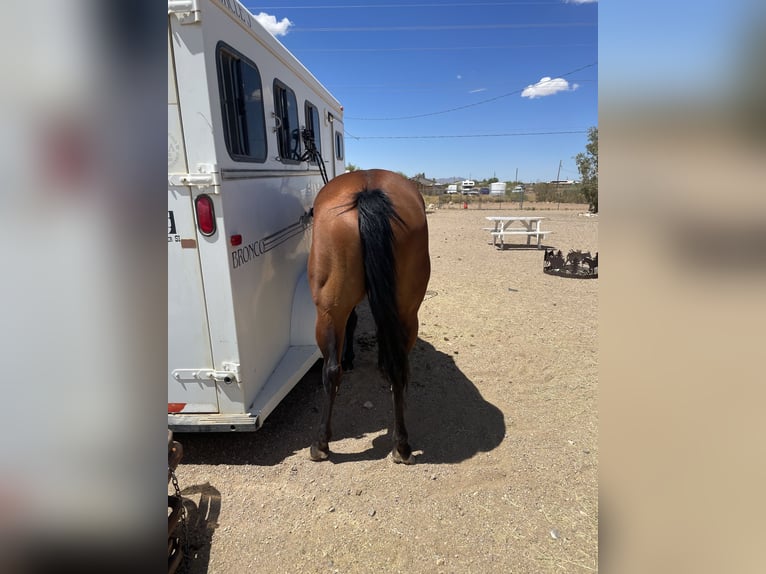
[[344, 130, 588, 140], [329, 78, 596, 92], [344, 61, 597, 120], [291, 22, 595, 32], [256, 2, 563, 9], [293, 43, 596, 53]]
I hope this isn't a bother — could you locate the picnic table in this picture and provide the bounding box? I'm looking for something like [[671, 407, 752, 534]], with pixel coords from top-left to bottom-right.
[[485, 216, 552, 248]]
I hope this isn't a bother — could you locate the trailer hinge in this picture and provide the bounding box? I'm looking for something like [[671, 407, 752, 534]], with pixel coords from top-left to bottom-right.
[[172, 362, 240, 385], [168, 164, 220, 191], [168, 0, 201, 24]]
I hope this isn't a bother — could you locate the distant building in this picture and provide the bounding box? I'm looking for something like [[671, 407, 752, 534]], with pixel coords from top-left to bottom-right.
[[410, 176, 438, 194], [489, 182, 507, 195]]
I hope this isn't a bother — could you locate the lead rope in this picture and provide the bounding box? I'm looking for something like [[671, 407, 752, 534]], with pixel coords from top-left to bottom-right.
[[300, 128, 329, 186]]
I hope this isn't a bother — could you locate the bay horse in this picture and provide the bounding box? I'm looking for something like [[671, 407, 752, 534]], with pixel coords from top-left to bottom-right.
[[308, 169, 431, 464]]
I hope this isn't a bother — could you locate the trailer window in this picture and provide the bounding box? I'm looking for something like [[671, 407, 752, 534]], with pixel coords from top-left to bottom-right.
[[304, 101, 321, 163], [216, 44, 267, 162], [274, 80, 301, 163], [335, 130, 344, 161]]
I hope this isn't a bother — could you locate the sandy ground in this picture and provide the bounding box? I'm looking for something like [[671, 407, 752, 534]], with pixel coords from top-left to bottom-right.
[[173, 206, 598, 573]]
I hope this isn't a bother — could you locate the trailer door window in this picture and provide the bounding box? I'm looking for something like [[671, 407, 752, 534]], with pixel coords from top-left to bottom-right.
[[274, 81, 301, 163], [335, 130, 344, 161], [304, 101, 321, 163], [216, 44, 267, 162]]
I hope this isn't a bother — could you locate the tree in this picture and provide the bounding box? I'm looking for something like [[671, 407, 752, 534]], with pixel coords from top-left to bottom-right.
[[346, 163, 360, 172], [575, 127, 598, 213]]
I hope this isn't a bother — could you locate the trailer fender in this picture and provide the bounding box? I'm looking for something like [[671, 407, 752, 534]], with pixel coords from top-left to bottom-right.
[[290, 269, 318, 346]]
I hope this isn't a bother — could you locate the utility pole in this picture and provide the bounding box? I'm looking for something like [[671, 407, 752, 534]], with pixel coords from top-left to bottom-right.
[[516, 167, 524, 210], [555, 160, 562, 210]]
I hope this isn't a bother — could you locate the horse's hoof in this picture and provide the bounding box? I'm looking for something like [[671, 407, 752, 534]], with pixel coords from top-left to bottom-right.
[[309, 443, 329, 461], [391, 448, 415, 465]]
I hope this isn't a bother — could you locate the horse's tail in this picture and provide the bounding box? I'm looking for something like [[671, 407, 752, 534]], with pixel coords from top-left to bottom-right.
[[354, 188, 409, 388]]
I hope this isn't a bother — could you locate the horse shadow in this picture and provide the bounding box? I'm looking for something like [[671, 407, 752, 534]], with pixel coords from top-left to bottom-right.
[[177, 303, 505, 466], [325, 332, 506, 465], [179, 482, 221, 574]]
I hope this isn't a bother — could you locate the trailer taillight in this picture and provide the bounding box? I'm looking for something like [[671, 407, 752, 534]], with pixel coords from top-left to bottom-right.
[[195, 194, 216, 236]]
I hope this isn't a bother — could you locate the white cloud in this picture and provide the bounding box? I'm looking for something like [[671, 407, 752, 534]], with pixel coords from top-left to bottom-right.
[[457, 74, 463, 80], [469, 88, 487, 94], [564, 0, 597, 4], [521, 77, 578, 99], [254, 12, 293, 37]]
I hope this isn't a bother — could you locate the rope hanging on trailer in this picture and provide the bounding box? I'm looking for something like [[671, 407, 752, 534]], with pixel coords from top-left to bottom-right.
[[300, 129, 329, 186]]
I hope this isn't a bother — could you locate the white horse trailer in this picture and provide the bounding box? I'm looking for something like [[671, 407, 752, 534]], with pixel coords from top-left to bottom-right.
[[167, 0, 345, 430]]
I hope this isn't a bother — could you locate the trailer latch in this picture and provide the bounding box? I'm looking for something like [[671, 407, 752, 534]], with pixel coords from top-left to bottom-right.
[[168, 164, 221, 190], [168, 0, 201, 24], [172, 362, 240, 384]]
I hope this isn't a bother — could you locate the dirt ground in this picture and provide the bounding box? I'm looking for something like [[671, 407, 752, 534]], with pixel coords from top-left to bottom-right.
[[173, 206, 598, 573]]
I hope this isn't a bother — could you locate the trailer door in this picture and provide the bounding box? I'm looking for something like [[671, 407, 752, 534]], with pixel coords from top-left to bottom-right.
[[167, 24, 218, 414]]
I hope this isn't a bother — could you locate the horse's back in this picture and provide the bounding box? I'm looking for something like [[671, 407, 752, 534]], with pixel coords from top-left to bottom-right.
[[313, 169, 423, 214], [312, 169, 428, 248]]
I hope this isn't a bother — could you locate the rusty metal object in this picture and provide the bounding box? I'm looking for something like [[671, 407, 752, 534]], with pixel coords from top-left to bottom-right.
[[168, 431, 186, 574], [168, 433, 183, 482], [544, 249, 598, 278]]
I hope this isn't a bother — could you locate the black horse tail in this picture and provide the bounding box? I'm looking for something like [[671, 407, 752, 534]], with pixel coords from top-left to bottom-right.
[[354, 188, 409, 388]]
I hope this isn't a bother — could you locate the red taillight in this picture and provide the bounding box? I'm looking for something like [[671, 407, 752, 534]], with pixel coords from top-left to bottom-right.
[[44, 119, 92, 190], [230, 234, 242, 246], [195, 194, 216, 236]]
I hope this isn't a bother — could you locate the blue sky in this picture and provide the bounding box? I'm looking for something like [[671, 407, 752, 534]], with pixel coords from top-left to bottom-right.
[[246, 1, 598, 183], [599, 1, 759, 102]]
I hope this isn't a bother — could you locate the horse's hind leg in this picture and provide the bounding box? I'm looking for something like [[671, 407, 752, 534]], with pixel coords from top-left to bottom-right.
[[310, 317, 344, 461], [390, 377, 414, 464], [391, 310, 425, 464], [390, 315, 420, 465], [341, 307, 358, 371]]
